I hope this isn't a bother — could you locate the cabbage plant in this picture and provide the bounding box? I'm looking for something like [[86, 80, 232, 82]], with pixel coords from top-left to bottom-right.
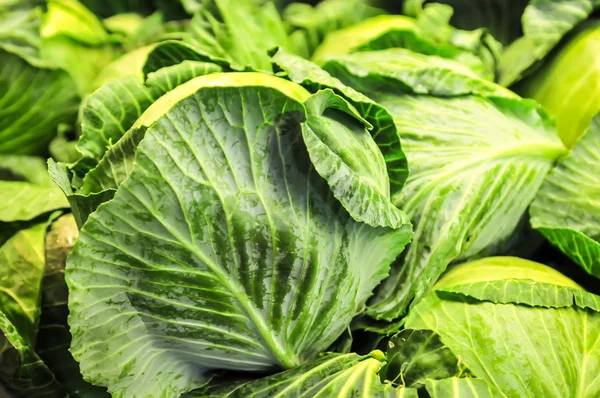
[[282, 0, 386, 59], [48, 42, 413, 397], [3, 2, 600, 397], [404, 0, 600, 86], [276, 48, 567, 320], [311, 4, 500, 81], [404, 256, 600, 397]]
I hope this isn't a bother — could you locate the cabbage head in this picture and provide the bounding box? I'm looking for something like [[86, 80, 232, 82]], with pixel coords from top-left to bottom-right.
[[406, 256, 600, 397]]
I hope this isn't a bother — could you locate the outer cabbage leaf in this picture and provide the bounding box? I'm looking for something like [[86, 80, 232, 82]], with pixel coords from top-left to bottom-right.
[[142, 40, 234, 78], [302, 89, 409, 228], [322, 49, 566, 321], [499, 0, 600, 86], [311, 6, 500, 80], [283, 0, 385, 59], [80, 60, 223, 185], [190, 352, 417, 397], [76, 76, 157, 163], [517, 21, 600, 148], [425, 378, 502, 398], [272, 48, 409, 194], [66, 74, 411, 397], [0, 221, 65, 397], [48, 75, 156, 228], [186, 0, 291, 72], [78, 127, 147, 196], [0, 155, 69, 223], [406, 257, 600, 397], [530, 112, 600, 277], [145, 60, 223, 94], [403, 0, 529, 45], [321, 49, 510, 98], [37, 214, 109, 397], [47, 159, 114, 229], [405, 0, 600, 86]]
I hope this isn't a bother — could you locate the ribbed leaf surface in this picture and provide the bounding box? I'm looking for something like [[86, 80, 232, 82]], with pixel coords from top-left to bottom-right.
[[531, 112, 600, 277], [322, 50, 565, 321], [191, 352, 417, 398], [425, 378, 501, 398], [67, 82, 410, 397], [406, 258, 600, 397]]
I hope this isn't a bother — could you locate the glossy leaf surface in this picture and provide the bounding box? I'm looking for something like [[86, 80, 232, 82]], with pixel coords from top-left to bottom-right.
[[322, 49, 565, 320], [67, 75, 411, 397], [406, 257, 600, 397], [380, 329, 463, 388], [517, 21, 600, 148], [531, 112, 600, 277]]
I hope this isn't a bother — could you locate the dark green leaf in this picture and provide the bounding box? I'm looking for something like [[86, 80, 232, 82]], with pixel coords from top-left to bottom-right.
[[143, 41, 220, 75], [76, 76, 156, 164], [66, 75, 411, 396], [47, 159, 114, 229], [272, 48, 409, 194], [146, 60, 223, 94], [0, 49, 79, 155], [303, 90, 410, 228], [380, 329, 463, 388]]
